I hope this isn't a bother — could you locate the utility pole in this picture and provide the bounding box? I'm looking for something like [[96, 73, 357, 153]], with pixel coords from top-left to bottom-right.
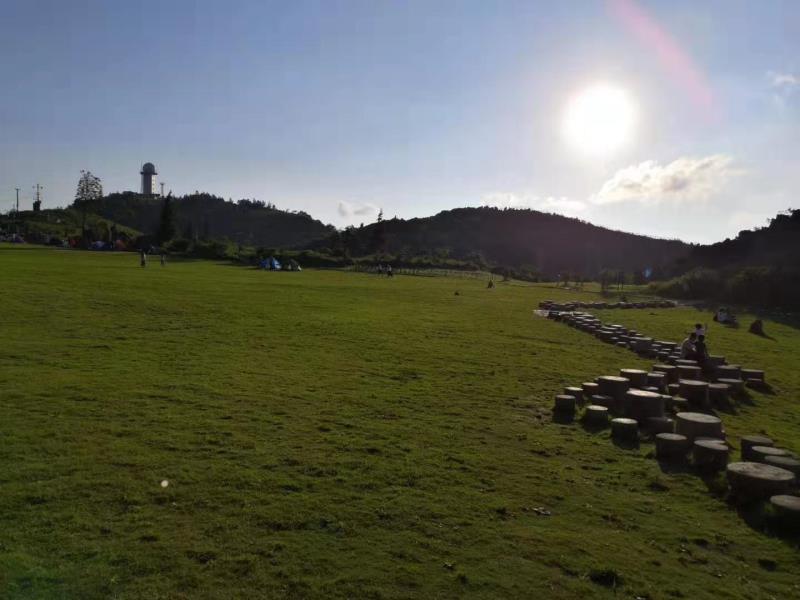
[[14, 188, 20, 234]]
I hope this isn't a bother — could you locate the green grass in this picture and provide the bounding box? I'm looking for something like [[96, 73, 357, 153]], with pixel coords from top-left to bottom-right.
[[1, 245, 799, 599]]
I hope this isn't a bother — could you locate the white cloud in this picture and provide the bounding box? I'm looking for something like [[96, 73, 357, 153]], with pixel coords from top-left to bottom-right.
[[337, 200, 379, 218], [481, 192, 586, 216], [768, 71, 799, 88], [592, 155, 736, 205]]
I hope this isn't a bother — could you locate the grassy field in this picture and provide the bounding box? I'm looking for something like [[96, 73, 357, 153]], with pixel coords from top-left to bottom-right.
[[1, 245, 799, 599]]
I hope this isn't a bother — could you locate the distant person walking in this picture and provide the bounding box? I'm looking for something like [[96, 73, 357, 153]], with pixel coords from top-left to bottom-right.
[[140, 249, 147, 268], [160, 254, 166, 267], [387, 265, 393, 277]]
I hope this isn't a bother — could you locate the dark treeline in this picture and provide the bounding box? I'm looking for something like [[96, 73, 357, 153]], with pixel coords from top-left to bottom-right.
[[78, 192, 334, 248], [314, 207, 688, 279], [652, 209, 800, 308]]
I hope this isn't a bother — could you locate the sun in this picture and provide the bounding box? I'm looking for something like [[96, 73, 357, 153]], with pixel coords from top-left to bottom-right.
[[563, 84, 636, 157]]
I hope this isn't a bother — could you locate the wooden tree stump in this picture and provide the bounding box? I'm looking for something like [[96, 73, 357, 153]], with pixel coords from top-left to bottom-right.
[[693, 439, 729, 471], [590, 394, 615, 410], [671, 397, 690, 413], [764, 456, 800, 476], [741, 369, 765, 382], [678, 365, 702, 381], [678, 379, 710, 409], [675, 412, 723, 441], [564, 387, 584, 404], [626, 389, 664, 422], [646, 372, 667, 391], [611, 418, 638, 442], [646, 416, 674, 435], [770, 495, 800, 522], [708, 383, 731, 407], [597, 376, 630, 413], [655, 433, 689, 460], [750, 445, 795, 463], [727, 462, 796, 500], [582, 382, 600, 398], [741, 435, 774, 460], [715, 365, 742, 381], [554, 394, 576, 414], [584, 405, 609, 427], [620, 368, 648, 388], [717, 378, 745, 395]]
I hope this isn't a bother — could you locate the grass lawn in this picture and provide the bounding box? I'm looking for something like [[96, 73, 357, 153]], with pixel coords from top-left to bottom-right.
[[1, 245, 799, 599]]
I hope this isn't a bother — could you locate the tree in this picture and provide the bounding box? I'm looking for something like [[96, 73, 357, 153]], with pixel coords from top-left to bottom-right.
[[74, 170, 103, 238], [157, 193, 177, 244]]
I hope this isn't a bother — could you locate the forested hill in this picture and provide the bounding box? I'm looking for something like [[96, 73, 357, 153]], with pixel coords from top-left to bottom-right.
[[81, 192, 335, 248], [673, 208, 800, 271], [322, 207, 689, 277]]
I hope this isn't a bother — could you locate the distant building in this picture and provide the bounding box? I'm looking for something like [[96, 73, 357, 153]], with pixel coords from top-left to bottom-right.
[[140, 162, 157, 196]]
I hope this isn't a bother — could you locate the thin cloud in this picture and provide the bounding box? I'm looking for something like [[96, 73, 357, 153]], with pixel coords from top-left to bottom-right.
[[593, 155, 736, 205], [338, 200, 379, 218], [481, 192, 586, 216], [768, 71, 799, 88]]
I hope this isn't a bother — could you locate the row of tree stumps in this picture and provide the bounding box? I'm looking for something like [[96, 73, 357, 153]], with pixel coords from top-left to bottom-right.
[[549, 310, 800, 525]]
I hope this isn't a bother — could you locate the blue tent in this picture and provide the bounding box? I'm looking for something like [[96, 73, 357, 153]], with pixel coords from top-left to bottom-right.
[[262, 256, 281, 270]]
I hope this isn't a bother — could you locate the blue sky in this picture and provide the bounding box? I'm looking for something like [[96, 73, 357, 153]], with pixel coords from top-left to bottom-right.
[[1, 0, 797, 242]]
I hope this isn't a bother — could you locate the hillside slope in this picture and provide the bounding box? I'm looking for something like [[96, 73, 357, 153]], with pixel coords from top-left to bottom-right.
[[324, 207, 689, 277], [83, 192, 335, 248]]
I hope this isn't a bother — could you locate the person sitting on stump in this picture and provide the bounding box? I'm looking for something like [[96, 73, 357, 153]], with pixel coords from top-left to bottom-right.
[[680, 332, 696, 359], [693, 334, 709, 367]]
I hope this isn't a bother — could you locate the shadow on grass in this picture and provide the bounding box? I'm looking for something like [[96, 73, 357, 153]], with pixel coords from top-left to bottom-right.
[[551, 410, 575, 425], [580, 421, 610, 434], [611, 437, 639, 451]]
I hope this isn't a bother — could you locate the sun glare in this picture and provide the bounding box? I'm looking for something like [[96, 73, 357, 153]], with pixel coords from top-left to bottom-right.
[[563, 84, 636, 157]]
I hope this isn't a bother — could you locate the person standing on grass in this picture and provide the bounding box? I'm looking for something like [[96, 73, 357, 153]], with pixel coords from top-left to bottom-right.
[[140, 248, 147, 268], [160, 253, 166, 267]]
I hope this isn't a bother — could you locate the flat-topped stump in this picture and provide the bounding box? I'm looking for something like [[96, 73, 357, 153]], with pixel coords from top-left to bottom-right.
[[741, 369, 765, 382], [554, 394, 576, 414], [741, 435, 774, 460], [716, 365, 742, 380], [655, 433, 689, 460], [646, 416, 674, 435], [626, 389, 664, 421], [620, 368, 648, 388], [708, 383, 731, 407], [590, 394, 615, 411], [675, 412, 723, 441], [727, 462, 797, 499], [751, 445, 795, 463], [582, 382, 600, 397], [693, 439, 729, 471], [764, 456, 800, 476], [584, 405, 609, 427], [564, 387, 584, 404], [770, 495, 800, 521], [678, 365, 702, 380], [676, 359, 699, 367], [717, 378, 745, 395], [646, 372, 667, 391], [611, 418, 638, 442], [679, 379, 710, 408], [597, 376, 630, 412], [671, 397, 690, 413]]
